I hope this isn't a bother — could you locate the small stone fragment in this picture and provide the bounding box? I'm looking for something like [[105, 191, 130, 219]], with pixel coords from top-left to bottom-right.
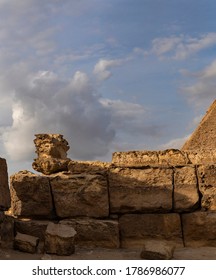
[[140, 240, 175, 260], [14, 232, 39, 253], [44, 222, 77, 255]]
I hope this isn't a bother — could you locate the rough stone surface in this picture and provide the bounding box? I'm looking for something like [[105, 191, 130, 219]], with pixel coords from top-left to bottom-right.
[[15, 219, 50, 241], [182, 212, 216, 247], [14, 232, 39, 253], [32, 134, 70, 175], [44, 222, 77, 255], [140, 240, 175, 260], [173, 165, 199, 212], [50, 172, 109, 218], [10, 171, 53, 218], [197, 165, 216, 210], [109, 167, 173, 213], [68, 160, 111, 175], [182, 100, 216, 150], [119, 213, 183, 248], [112, 149, 189, 167], [186, 150, 216, 164], [60, 218, 119, 248], [0, 158, 10, 210], [0, 215, 14, 248]]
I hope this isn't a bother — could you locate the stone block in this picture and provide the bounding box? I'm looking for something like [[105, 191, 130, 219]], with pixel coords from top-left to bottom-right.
[[50, 172, 109, 218], [182, 212, 216, 247], [112, 149, 189, 167], [186, 150, 216, 164], [119, 213, 183, 248], [109, 167, 173, 213], [10, 171, 53, 218], [44, 222, 77, 255], [60, 218, 119, 248], [0, 158, 10, 210], [15, 218, 50, 241], [157, 149, 189, 166], [0, 215, 14, 247], [14, 232, 39, 253], [32, 134, 70, 175], [112, 151, 159, 167], [197, 165, 216, 210], [68, 160, 111, 175], [140, 240, 175, 260], [173, 165, 199, 212]]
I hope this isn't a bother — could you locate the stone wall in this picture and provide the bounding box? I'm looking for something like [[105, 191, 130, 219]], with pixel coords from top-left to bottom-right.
[[6, 146, 216, 254]]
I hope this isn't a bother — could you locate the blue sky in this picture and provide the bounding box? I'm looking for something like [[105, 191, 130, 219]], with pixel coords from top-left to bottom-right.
[[0, 0, 216, 175]]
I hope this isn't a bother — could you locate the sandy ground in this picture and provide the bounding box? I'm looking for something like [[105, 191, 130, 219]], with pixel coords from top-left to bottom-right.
[[1, 246, 216, 260]]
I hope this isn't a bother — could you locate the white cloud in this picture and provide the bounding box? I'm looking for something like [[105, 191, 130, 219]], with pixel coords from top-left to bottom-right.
[[0, 69, 116, 161], [182, 59, 216, 107], [147, 33, 216, 60], [93, 59, 125, 81]]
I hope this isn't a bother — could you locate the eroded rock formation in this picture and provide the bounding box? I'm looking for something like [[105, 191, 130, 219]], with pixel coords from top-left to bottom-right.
[[32, 134, 70, 175]]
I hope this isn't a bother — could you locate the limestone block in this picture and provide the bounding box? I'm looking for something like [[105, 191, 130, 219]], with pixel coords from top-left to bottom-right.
[[14, 232, 39, 253], [32, 158, 70, 175], [0, 214, 14, 248], [140, 240, 175, 260], [157, 149, 189, 166], [10, 171, 53, 218], [15, 219, 50, 241], [32, 134, 70, 175], [44, 222, 77, 255], [119, 213, 183, 248], [50, 172, 109, 218], [112, 151, 159, 167], [60, 218, 119, 248], [112, 149, 189, 167], [186, 150, 216, 164], [0, 158, 10, 210], [182, 212, 216, 247], [197, 165, 216, 210], [109, 167, 173, 213], [173, 165, 199, 212], [68, 160, 111, 175]]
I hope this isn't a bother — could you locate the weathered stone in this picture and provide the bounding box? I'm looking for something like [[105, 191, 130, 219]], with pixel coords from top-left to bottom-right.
[[182, 100, 216, 150], [182, 212, 216, 247], [173, 165, 199, 212], [10, 171, 53, 218], [197, 165, 216, 210], [119, 213, 183, 248], [14, 232, 39, 253], [0, 158, 10, 210], [33, 158, 70, 175], [140, 240, 175, 260], [50, 172, 109, 218], [60, 218, 119, 248], [186, 150, 216, 164], [109, 167, 173, 213], [0, 215, 14, 243], [68, 160, 111, 175], [44, 222, 77, 255], [15, 218, 50, 241], [157, 149, 189, 165], [32, 134, 70, 175], [112, 149, 189, 167], [112, 151, 159, 167]]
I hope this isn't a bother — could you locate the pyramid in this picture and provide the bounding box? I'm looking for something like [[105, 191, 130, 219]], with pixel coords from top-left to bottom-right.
[[182, 99, 216, 150]]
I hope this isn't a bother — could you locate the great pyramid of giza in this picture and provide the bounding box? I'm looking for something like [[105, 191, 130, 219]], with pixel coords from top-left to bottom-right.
[[182, 99, 216, 150]]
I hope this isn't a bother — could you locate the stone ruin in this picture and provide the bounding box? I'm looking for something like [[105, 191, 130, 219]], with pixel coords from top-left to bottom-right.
[[1, 99, 216, 259]]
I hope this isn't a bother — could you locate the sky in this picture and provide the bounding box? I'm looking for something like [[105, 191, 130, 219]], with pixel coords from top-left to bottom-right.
[[1, 0, 216, 175]]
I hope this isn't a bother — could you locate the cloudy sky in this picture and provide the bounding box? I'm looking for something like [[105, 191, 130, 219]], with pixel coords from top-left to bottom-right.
[[0, 0, 216, 175]]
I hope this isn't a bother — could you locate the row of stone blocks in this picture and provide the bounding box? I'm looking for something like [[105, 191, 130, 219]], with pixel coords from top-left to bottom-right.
[[9, 163, 216, 217], [2, 211, 216, 254]]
